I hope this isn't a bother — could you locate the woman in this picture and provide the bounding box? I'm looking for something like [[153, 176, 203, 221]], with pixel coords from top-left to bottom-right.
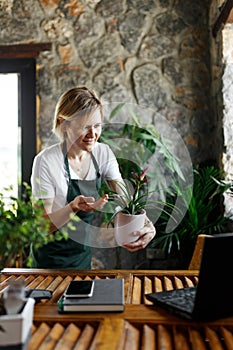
[[31, 87, 156, 269]]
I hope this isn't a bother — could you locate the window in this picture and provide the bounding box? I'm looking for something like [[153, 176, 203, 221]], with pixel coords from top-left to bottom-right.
[[0, 58, 36, 197], [0, 73, 18, 197]]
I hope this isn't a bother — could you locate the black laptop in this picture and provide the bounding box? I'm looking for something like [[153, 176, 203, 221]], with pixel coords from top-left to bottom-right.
[[146, 233, 233, 321]]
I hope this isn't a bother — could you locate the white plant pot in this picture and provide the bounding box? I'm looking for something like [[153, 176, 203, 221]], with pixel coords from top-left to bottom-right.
[[114, 209, 146, 246], [0, 298, 35, 349]]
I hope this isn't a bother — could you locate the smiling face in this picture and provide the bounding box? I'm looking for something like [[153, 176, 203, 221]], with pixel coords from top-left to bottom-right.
[[64, 108, 102, 152], [53, 87, 103, 146]]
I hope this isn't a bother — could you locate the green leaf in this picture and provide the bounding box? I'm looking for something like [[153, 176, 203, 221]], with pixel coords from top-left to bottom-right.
[[108, 103, 125, 120], [0, 183, 68, 269]]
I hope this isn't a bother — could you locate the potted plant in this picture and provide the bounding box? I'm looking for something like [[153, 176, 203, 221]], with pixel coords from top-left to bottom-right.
[[148, 165, 232, 268], [103, 167, 172, 246], [0, 280, 35, 349], [107, 167, 149, 245], [0, 297, 35, 349], [0, 183, 68, 270]]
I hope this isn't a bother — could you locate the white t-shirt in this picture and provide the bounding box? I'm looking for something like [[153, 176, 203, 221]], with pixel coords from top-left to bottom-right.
[[31, 142, 121, 211]]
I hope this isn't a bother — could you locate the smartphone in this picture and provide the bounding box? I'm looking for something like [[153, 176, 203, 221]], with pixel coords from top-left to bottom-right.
[[64, 280, 94, 298]]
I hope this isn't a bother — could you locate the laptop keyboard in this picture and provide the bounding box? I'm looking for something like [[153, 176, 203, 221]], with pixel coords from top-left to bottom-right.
[[155, 287, 196, 313]]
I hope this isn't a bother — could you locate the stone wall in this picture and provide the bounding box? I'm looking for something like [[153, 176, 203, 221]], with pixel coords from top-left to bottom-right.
[[0, 0, 225, 268], [0, 0, 223, 165]]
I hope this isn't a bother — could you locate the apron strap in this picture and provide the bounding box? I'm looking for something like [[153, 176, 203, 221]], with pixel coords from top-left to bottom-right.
[[90, 153, 101, 178], [63, 142, 72, 180]]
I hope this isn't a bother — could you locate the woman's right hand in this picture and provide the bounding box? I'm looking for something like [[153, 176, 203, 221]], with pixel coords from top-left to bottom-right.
[[70, 194, 108, 213]]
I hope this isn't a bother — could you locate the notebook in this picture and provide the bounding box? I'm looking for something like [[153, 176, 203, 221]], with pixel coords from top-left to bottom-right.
[[146, 233, 233, 321], [58, 278, 124, 312]]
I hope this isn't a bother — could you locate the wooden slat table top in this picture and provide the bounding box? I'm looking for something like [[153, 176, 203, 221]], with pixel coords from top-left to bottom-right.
[[1, 269, 233, 350], [28, 319, 233, 350], [0, 268, 199, 304]]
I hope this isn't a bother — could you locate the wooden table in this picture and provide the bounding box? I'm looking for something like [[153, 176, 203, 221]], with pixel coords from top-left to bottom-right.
[[1, 268, 233, 350]]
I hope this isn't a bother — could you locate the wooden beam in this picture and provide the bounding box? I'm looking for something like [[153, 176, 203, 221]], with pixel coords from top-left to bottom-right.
[[0, 43, 52, 58], [213, 0, 233, 37]]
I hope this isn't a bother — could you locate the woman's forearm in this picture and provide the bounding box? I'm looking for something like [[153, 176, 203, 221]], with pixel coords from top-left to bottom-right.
[[42, 194, 108, 233], [43, 203, 76, 233]]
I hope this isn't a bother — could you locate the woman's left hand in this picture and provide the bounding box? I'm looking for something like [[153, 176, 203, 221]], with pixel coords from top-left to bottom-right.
[[122, 219, 156, 253]]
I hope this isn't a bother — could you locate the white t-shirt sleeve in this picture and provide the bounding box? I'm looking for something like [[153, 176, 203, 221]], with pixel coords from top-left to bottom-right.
[[30, 144, 67, 202], [31, 153, 55, 198], [94, 143, 122, 181]]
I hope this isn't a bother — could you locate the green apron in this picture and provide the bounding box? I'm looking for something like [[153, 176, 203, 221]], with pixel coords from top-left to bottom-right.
[[31, 146, 101, 269]]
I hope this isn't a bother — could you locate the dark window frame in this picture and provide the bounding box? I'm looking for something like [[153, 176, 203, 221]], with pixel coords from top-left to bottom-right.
[[0, 58, 36, 195]]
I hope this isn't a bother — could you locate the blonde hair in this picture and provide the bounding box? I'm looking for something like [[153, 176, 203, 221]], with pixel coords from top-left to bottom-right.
[[53, 86, 103, 140]]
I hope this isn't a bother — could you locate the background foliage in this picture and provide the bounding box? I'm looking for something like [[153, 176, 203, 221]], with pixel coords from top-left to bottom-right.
[[0, 184, 68, 269], [150, 166, 232, 267]]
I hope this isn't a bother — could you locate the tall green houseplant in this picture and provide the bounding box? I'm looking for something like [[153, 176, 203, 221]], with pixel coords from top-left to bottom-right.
[[100, 103, 188, 223], [151, 166, 231, 267], [96, 103, 191, 268]]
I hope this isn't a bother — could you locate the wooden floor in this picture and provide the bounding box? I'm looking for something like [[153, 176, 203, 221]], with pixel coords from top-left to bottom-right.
[[1, 268, 233, 350]]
